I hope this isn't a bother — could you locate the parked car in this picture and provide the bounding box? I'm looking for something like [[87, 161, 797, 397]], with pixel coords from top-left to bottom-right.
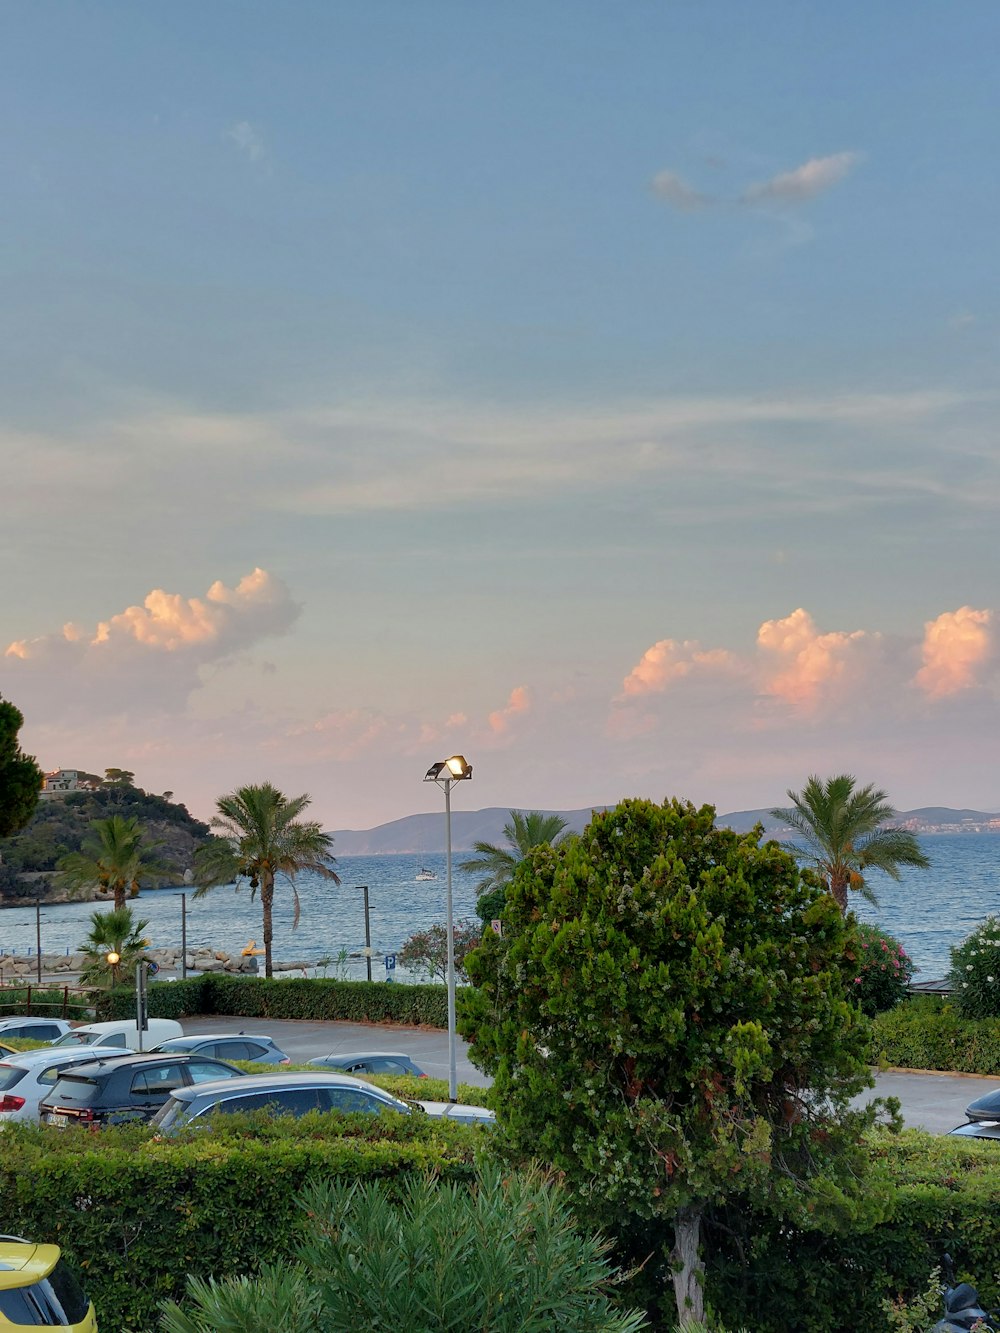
[[0, 1048, 132, 1126], [149, 1034, 291, 1065], [39, 1053, 246, 1127], [49, 1019, 183, 1052], [307, 1051, 428, 1078], [0, 1233, 97, 1329], [150, 1071, 495, 1132], [948, 1120, 1000, 1140], [0, 1017, 75, 1043]]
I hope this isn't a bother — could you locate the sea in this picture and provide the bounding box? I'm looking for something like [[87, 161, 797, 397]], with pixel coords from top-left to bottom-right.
[[0, 835, 996, 983]]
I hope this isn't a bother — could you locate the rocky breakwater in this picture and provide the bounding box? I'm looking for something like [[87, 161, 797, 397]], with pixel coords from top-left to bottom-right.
[[0, 951, 89, 978], [145, 947, 313, 976]]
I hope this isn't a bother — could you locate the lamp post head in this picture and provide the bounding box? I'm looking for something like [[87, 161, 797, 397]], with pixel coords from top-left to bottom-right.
[[423, 755, 473, 784], [105, 951, 121, 966]]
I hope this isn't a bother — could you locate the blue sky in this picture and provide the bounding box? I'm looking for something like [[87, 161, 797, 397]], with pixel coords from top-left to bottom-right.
[[3, 2, 1000, 828]]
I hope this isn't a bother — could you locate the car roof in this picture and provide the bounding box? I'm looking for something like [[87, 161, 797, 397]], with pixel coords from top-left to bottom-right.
[[168, 1070, 397, 1103], [51, 1052, 243, 1079], [155, 1034, 275, 1046], [0, 1046, 129, 1069], [0, 1016, 66, 1027], [317, 1051, 415, 1061]]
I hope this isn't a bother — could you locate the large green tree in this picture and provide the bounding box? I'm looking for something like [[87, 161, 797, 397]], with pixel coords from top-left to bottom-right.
[[0, 694, 43, 839], [459, 809, 570, 923], [56, 814, 168, 911], [771, 773, 930, 912], [459, 798, 883, 1329], [193, 782, 339, 978]]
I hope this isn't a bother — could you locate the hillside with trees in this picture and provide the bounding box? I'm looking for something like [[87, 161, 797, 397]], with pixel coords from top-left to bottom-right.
[[0, 769, 212, 903]]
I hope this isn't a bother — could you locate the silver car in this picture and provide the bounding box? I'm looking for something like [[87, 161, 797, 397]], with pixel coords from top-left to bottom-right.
[[0, 1017, 75, 1043], [0, 1046, 131, 1125], [150, 1071, 495, 1131], [149, 1034, 291, 1065]]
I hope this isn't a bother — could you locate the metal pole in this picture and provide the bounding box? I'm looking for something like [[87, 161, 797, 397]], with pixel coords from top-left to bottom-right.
[[362, 886, 372, 982], [444, 778, 457, 1102], [180, 893, 187, 980], [35, 901, 42, 985]]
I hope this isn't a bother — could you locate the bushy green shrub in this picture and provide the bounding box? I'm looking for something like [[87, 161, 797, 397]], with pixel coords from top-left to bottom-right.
[[96, 971, 451, 1027], [848, 922, 914, 1015], [949, 916, 1000, 1018], [160, 1165, 648, 1332], [0, 1113, 481, 1332], [702, 1130, 1000, 1332], [0, 986, 91, 1020], [872, 995, 1000, 1073]]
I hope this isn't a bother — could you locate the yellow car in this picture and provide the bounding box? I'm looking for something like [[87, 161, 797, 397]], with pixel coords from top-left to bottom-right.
[[0, 1236, 96, 1329]]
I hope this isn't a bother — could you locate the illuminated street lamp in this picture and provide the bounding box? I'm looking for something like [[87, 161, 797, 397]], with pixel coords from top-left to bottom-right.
[[105, 951, 121, 990], [423, 755, 472, 1101]]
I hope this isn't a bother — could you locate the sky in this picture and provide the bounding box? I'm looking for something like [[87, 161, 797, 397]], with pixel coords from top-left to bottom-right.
[[3, 2, 1000, 830]]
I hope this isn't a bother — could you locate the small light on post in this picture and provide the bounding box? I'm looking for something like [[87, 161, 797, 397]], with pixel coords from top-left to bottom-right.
[[105, 951, 121, 991], [423, 755, 472, 1102]]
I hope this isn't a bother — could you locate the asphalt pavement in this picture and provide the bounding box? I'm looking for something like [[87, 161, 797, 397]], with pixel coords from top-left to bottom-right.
[[179, 1015, 998, 1126]]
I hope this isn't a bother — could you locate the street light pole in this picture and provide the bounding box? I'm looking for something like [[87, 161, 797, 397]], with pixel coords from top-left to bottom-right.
[[35, 900, 42, 985], [423, 756, 472, 1102], [360, 885, 372, 982]]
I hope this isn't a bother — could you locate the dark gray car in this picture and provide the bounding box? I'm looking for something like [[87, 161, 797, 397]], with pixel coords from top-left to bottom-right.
[[306, 1051, 427, 1078], [150, 1034, 291, 1065]]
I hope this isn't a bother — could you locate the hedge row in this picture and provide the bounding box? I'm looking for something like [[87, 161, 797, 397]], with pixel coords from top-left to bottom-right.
[[705, 1131, 1000, 1331], [872, 994, 1000, 1074], [1, 1115, 481, 1333], [95, 972, 449, 1027]]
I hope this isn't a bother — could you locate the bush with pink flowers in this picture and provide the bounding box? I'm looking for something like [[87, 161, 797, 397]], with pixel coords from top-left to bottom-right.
[[848, 922, 914, 1016]]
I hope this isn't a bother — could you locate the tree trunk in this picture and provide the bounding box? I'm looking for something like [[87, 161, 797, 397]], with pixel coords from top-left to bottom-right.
[[113, 884, 125, 912], [829, 869, 849, 913], [670, 1203, 705, 1328], [262, 874, 274, 979]]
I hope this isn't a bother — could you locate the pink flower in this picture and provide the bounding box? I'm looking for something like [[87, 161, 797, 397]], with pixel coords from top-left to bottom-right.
[[854, 977, 862, 984]]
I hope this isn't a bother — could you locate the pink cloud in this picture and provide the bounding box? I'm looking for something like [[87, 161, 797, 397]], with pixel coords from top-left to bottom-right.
[[620, 639, 741, 697], [915, 606, 994, 698], [488, 685, 531, 735], [756, 608, 873, 712]]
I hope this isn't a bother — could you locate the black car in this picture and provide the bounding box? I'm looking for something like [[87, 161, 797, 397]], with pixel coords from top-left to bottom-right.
[[38, 1052, 246, 1127], [306, 1051, 428, 1079]]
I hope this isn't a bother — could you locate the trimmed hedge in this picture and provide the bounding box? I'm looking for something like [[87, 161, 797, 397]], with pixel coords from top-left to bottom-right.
[[872, 994, 1000, 1074], [95, 972, 449, 1027], [0, 1114, 481, 1333], [704, 1131, 1000, 1331]]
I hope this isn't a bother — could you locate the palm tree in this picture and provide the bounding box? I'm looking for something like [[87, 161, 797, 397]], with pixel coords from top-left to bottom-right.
[[78, 905, 150, 988], [771, 774, 930, 912], [460, 810, 570, 922], [193, 783, 340, 979], [57, 815, 168, 911]]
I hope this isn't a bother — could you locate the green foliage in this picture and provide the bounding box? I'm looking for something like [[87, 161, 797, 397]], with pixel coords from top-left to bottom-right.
[[194, 783, 339, 979], [771, 773, 929, 910], [397, 918, 484, 983], [95, 971, 451, 1027], [880, 1268, 943, 1331], [847, 922, 914, 1015], [460, 810, 571, 917], [702, 1130, 1000, 1332], [872, 994, 1000, 1073], [161, 1164, 647, 1333], [0, 1111, 481, 1332], [0, 776, 210, 877], [460, 798, 880, 1328], [56, 814, 170, 910], [0, 986, 91, 1021], [0, 694, 43, 839], [949, 916, 1000, 1018], [78, 905, 151, 987]]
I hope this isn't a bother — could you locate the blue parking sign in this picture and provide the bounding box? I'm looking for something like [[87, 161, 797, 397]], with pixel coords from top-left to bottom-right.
[[384, 953, 396, 971]]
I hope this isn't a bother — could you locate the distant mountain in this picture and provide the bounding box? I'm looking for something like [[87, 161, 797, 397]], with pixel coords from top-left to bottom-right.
[[331, 803, 1000, 855]]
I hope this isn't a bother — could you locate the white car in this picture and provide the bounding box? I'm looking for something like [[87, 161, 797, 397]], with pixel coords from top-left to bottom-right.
[[0, 1017, 75, 1043], [0, 1046, 130, 1125]]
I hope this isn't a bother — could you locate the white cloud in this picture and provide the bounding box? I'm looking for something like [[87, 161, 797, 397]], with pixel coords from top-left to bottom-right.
[[744, 151, 860, 204], [650, 169, 709, 212], [619, 640, 742, 698], [488, 685, 531, 736], [225, 121, 267, 164]]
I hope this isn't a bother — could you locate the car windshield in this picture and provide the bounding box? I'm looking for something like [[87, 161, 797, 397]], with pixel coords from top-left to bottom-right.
[[152, 1041, 189, 1052], [150, 1096, 189, 1131], [51, 1030, 104, 1047]]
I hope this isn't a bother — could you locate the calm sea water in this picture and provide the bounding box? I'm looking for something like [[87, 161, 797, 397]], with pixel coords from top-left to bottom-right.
[[0, 835, 996, 981]]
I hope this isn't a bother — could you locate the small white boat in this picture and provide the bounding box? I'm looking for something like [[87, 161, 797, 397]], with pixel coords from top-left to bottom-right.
[[415, 868, 437, 881]]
